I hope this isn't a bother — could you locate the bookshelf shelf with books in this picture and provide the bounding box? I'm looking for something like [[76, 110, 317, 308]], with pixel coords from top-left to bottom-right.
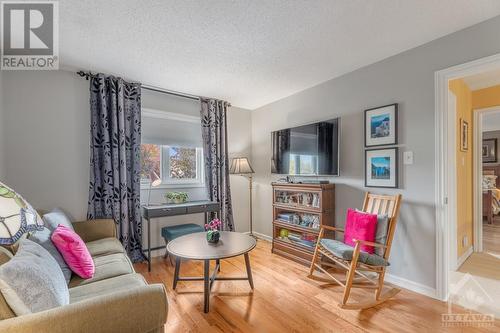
[[271, 182, 335, 266]]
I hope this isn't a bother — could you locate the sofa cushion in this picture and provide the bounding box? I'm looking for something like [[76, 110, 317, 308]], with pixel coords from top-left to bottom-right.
[[68, 253, 133, 288], [52, 225, 95, 279], [86, 237, 124, 257], [69, 273, 146, 303], [0, 291, 15, 320], [320, 238, 389, 267], [43, 208, 74, 232], [0, 239, 69, 315], [0, 247, 13, 266], [29, 227, 72, 283], [0, 247, 15, 320]]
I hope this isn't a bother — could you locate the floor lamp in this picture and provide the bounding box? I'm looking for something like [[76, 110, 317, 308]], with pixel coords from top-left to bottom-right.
[[229, 157, 256, 238]]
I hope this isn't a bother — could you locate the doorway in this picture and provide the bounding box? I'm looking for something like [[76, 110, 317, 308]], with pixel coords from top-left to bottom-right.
[[436, 55, 500, 316], [475, 107, 500, 255]]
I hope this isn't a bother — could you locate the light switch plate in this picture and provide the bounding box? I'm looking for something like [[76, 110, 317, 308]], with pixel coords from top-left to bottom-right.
[[403, 151, 414, 165]]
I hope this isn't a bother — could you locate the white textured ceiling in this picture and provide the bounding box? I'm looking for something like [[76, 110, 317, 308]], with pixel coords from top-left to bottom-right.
[[482, 110, 500, 132], [463, 69, 500, 91], [60, 1, 500, 109]]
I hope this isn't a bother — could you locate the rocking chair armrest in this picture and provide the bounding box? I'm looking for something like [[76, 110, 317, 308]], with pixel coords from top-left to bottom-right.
[[353, 239, 387, 248], [320, 225, 344, 233]]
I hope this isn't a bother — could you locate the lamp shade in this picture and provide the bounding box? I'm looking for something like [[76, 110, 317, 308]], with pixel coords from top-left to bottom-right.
[[0, 182, 44, 245], [150, 171, 162, 187], [229, 157, 254, 174]]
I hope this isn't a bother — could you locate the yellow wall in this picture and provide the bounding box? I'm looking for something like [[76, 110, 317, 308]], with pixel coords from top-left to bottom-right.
[[449, 82, 500, 262], [472, 84, 500, 109], [449, 79, 473, 259]]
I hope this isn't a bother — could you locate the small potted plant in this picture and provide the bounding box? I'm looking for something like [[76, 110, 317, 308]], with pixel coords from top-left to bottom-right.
[[205, 218, 222, 243], [164, 192, 189, 204]]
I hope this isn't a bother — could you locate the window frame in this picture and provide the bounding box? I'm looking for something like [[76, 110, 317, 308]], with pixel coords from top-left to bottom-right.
[[140, 145, 205, 189], [161, 146, 205, 186]]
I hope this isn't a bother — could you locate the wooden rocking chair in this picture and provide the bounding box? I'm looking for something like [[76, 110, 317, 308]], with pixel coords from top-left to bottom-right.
[[308, 192, 402, 309]]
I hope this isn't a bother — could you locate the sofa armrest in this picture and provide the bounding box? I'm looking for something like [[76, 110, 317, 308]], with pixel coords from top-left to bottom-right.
[[0, 284, 168, 333], [72, 219, 117, 242]]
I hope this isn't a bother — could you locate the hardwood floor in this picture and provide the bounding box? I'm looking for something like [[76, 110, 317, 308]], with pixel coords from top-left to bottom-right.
[[135, 240, 499, 333], [483, 219, 500, 254], [459, 252, 500, 280]]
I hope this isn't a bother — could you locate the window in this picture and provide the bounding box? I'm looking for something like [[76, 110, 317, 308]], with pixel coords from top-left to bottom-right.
[[140, 144, 204, 187], [289, 154, 317, 175]]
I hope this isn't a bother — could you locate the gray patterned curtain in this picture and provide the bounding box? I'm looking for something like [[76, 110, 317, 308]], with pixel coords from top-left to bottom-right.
[[200, 98, 234, 231], [87, 74, 144, 262]]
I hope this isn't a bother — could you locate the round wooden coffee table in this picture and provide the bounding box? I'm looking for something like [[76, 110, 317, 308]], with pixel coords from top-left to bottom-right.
[[167, 231, 256, 313]]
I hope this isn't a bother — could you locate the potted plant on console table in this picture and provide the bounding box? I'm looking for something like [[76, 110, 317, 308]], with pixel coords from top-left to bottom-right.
[[164, 192, 188, 204]]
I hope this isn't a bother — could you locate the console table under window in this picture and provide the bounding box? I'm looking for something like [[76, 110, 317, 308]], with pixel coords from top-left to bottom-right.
[[141, 200, 221, 271]]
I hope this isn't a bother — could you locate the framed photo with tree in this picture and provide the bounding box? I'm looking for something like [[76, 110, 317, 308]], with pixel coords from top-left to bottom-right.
[[365, 104, 398, 147], [365, 148, 398, 188]]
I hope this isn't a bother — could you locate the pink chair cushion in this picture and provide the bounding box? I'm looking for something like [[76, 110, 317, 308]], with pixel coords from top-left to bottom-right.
[[343, 208, 378, 254], [51, 224, 95, 279]]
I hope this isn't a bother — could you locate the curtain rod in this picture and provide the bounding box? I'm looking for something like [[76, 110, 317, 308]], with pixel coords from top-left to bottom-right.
[[76, 70, 230, 105]]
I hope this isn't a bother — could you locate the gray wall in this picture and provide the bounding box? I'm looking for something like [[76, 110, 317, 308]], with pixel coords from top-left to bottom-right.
[[251, 16, 500, 290], [0, 70, 4, 180], [3, 70, 90, 218], [1, 70, 252, 256], [227, 106, 253, 234]]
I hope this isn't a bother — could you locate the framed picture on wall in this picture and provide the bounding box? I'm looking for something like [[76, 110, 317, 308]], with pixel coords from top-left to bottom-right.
[[365, 148, 398, 188], [483, 138, 497, 163], [460, 118, 469, 152], [364, 103, 398, 147]]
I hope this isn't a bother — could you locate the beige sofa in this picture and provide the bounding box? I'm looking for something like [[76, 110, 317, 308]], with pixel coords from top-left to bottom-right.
[[0, 219, 168, 333]]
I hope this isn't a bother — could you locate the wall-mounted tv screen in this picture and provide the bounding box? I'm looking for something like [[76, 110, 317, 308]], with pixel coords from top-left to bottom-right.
[[271, 118, 340, 176]]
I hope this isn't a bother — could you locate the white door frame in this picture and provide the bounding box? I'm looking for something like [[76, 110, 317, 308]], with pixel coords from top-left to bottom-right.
[[435, 52, 500, 301], [473, 107, 500, 254]]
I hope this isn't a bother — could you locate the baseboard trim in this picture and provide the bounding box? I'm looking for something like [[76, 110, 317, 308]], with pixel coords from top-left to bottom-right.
[[243, 231, 273, 242], [456, 246, 473, 270], [385, 273, 437, 299]]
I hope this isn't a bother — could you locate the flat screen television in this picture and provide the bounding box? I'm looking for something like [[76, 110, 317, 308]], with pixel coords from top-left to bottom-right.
[[271, 118, 340, 176]]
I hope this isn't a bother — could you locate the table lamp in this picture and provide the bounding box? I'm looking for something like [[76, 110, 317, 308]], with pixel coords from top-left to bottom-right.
[[147, 171, 162, 206], [229, 157, 256, 238], [0, 182, 44, 245]]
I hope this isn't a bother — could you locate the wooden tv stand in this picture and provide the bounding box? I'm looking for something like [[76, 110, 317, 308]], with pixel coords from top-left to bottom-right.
[[271, 182, 335, 266]]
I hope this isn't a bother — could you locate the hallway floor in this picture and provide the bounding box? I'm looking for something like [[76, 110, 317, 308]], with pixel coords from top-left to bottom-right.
[[483, 219, 500, 254], [455, 252, 500, 317]]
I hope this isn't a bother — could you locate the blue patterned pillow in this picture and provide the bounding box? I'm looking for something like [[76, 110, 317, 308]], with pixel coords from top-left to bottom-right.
[[43, 208, 74, 232], [29, 227, 72, 284], [0, 182, 44, 245]]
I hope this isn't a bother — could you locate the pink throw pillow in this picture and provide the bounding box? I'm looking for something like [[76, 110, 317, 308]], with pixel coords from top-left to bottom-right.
[[343, 209, 378, 254], [51, 224, 95, 279]]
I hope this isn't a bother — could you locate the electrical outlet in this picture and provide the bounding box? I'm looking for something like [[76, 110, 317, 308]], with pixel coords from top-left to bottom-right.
[[462, 236, 468, 247]]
